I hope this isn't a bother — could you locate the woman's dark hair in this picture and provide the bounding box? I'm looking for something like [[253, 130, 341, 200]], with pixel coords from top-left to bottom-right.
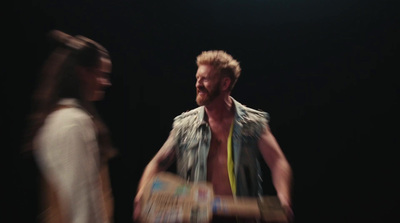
[[23, 30, 117, 162]]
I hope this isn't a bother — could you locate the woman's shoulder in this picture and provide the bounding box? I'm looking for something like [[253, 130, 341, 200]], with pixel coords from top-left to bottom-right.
[[46, 107, 92, 128]]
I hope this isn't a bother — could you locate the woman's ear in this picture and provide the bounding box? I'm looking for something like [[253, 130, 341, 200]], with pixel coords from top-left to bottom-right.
[[75, 66, 86, 77], [76, 66, 92, 81]]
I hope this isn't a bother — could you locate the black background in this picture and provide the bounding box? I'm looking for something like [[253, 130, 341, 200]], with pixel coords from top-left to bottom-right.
[[4, 0, 399, 222]]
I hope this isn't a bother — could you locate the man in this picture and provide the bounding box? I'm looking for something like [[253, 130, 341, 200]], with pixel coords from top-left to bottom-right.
[[134, 50, 293, 222]]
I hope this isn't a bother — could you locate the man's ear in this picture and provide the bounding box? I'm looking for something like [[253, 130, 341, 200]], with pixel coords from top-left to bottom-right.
[[221, 77, 231, 91]]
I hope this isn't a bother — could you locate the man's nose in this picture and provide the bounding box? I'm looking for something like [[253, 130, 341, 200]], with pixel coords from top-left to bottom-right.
[[195, 79, 202, 88]]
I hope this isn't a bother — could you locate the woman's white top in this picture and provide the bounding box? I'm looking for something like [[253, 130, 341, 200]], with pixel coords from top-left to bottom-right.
[[34, 98, 109, 223]]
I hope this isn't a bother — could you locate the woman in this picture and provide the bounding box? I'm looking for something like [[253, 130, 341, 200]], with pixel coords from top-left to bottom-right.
[[24, 30, 117, 223]]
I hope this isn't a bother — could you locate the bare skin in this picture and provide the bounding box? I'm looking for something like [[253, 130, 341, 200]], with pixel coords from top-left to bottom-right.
[[79, 57, 112, 102], [206, 103, 235, 196]]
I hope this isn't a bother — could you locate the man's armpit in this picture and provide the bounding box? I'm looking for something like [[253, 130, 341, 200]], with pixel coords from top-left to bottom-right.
[[159, 149, 175, 169], [157, 135, 176, 169]]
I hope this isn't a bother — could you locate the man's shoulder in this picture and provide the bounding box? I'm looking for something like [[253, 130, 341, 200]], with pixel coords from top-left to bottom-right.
[[173, 107, 202, 126], [235, 102, 270, 137], [174, 107, 201, 120], [236, 101, 270, 121]]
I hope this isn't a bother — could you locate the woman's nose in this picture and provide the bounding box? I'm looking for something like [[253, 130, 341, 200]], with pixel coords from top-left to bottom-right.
[[99, 77, 111, 87]]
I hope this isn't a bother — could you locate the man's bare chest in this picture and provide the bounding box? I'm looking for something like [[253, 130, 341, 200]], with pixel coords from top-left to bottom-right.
[[207, 120, 233, 163]]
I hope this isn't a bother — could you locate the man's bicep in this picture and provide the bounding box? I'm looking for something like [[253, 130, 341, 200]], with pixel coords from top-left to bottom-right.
[[154, 130, 177, 170], [258, 124, 285, 166]]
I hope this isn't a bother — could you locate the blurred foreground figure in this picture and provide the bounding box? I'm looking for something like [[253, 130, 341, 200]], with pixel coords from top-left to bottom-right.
[[24, 30, 117, 223], [134, 50, 293, 223]]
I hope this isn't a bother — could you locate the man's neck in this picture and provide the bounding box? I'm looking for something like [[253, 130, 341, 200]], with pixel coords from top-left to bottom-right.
[[204, 94, 234, 122]]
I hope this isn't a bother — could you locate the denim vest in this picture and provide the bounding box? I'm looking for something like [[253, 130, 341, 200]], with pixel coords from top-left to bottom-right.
[[172, 97, 270, 198]]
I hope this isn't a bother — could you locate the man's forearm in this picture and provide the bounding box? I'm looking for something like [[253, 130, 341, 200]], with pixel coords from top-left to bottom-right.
[[136, 162, 162, 198], [271, 160, 293, 206]]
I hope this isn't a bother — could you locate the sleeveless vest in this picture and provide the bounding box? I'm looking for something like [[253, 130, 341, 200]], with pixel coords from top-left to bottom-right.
[[172, 97, 270, 198]]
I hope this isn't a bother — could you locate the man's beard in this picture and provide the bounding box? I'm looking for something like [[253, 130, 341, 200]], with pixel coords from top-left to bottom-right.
[[196, 84, 221, 106]]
